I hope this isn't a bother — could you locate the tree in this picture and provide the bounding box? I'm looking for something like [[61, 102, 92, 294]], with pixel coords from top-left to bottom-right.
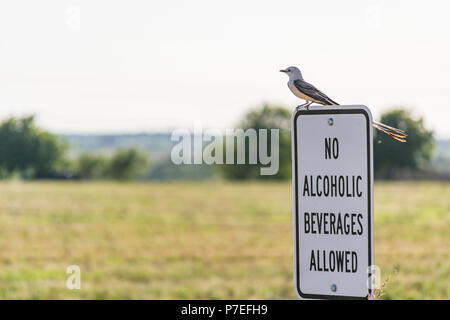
[[374, 108, 434, 179], [0, 116, 67, 178], [108, 148, 150, 180], [75, 153, 108, 179], [218, 104, 292, 180]]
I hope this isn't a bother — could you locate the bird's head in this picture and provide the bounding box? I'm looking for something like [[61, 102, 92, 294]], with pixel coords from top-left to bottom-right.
[[280, 66, 303, 79]]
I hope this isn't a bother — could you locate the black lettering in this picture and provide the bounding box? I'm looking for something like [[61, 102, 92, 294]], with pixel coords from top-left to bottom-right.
[[352, 252, 358, 273], [336, 251, 344, 272], [346, 175, 352, 197], [325, 138, 331, 159], [329, 251, 335, 271], [317, 213, 323, 233], [323, 176, 330, 196], [356, 176, 362, 197], [351, 214, 357, 235], [323, 212, 329, 234], [338, 176, 345, 197], [303, 176, 310, 196], [317, 250, 323, 271], [352, 176, 356, 197], [330, 213, 336, 234], [345, 251, 351, 273], [332, 138, 339, 159], [336, 214, 343, 234], [324, 138, 339, 159], [331, 176, 337, 197], [323, 250, 329, 272], [357, 214, 364, 235], [310, 250, 317, 271], [344, 213, 350, 234], [304, 212, 310, 233], [311, 212, 316, 234], [310, 176, 316, 196], [316, 175, 322, 196]]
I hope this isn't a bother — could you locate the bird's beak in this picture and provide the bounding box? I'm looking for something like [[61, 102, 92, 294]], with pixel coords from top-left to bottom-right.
[[280, 69, 287, 73]]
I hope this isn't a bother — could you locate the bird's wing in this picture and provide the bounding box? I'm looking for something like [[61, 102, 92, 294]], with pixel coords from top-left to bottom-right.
[[293, 79, 339, 105]]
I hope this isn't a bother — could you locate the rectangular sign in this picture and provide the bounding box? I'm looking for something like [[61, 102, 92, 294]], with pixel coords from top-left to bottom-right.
[[292, 105, 374, 299]]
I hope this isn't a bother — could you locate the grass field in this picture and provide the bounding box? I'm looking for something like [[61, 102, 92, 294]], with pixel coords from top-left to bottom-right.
[[0, 181, 448, 299]]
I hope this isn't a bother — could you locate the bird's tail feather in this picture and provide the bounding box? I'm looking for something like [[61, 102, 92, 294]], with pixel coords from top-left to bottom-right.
[[372, 121, 407, 143], [320, 100, 407, 142]]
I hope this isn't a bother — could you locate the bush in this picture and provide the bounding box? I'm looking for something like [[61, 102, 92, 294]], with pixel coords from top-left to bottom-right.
[[75, 153, 109, 179], [0, 116, 67, 179], [218, 104, 292, 180], [374, 109, 434, 179], [107, 148, 150, 180]]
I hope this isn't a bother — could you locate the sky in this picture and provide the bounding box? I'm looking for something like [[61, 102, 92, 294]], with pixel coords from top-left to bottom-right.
[[1, 0, 450, 137]]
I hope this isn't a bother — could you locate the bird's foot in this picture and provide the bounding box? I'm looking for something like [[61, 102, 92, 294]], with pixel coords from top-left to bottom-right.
[[296, 102, 313, 112], [296, 104, 308, 111]]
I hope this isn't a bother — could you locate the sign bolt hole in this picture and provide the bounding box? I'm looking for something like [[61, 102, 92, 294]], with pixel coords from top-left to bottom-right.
[[331, 284, 337, 292], [328, 118, 334, 126]]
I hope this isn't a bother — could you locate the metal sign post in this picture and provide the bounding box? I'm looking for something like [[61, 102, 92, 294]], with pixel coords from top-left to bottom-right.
[[292, 105, 374, 299]]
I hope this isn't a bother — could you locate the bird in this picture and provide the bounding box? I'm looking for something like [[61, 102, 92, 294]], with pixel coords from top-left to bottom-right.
[[280, 66, 407, 142]]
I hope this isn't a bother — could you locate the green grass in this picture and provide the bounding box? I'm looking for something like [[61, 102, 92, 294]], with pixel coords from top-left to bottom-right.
[[0, 181, 448, 299]]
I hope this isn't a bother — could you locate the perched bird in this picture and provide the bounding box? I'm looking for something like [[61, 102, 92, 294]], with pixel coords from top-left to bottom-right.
[[280, 66, 407, 142]]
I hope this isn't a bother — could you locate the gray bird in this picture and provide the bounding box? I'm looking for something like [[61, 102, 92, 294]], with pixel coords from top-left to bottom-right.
[[280, 66, 407, 142]]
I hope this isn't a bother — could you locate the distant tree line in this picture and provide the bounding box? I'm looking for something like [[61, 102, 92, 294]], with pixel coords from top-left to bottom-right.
[[0, 116, 149, 180], [0, 116, 67, 179], [75, 148, 149, 180], [215, 105, 435, 180], [0, 107, 435, 181]]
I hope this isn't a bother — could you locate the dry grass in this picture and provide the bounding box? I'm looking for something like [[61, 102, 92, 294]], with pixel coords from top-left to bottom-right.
[[0, 181, 448, 299]]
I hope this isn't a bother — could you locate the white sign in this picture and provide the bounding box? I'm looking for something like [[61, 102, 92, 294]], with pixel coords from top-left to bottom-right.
[[292, 105, 374, 299]]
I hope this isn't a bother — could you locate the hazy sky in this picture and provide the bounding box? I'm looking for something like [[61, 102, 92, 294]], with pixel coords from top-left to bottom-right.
[[1, 0, 450, 137]]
